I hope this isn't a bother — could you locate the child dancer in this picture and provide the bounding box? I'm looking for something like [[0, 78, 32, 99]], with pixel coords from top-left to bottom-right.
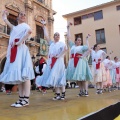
[[36, 20, 67, 100], [0, 10, 35, 107]]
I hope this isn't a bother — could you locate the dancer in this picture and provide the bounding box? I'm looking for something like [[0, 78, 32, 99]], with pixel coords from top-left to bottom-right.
[[36, 20, 67, 100], [91, 44, 106, 94], [66, 22, 92, 97], [103, 56, 112, 92], [114, 56, 120, 90], [0, 10, 35, 107]]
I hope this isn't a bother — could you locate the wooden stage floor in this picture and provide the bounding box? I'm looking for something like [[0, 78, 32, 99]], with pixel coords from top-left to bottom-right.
[[0, 88, 120, 120]]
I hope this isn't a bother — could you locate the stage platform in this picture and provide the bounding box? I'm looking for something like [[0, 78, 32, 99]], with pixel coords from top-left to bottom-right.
[[0, 88, 120, 120]]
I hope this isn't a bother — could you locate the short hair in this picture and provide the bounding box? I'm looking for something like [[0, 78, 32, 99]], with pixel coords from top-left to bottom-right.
[[54, 32, 60, 37]]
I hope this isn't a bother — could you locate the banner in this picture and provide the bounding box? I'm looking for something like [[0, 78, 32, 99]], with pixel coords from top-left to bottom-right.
[[40, 38, 48, 56]]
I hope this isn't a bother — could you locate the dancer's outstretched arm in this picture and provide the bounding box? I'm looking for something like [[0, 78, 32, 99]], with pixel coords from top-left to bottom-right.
[[2, 10, 13, 29], [67, 22, 72, 42], [86, 34, 91, 49], [41, 20, 49, 43], [15, 29, 32, 45]]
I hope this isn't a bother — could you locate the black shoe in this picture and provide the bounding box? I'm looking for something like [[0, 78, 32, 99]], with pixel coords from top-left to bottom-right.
[[53, 96, 61, 100], [61, 92, 65, 100], [77, 92, 84, 97], [61, 96, 65, 100]]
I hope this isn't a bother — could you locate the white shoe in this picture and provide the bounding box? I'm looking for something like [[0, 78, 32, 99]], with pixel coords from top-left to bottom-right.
[[11, 100, 22, 107], [61, 95, 65, 100], [11, 103, 17, 107], [15, 100, 29, 108]]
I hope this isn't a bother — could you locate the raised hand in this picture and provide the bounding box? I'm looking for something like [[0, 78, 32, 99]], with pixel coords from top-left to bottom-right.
[[67, 22, 72, 28], [2, 10, 9, 21], [109, 50, 113, 54], [40, 19, 46, 26], [86, 34, 91, 39]]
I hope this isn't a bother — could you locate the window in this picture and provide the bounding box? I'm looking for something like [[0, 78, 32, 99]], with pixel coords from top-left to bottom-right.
[[87, 13, 94, 18], [119, 25, 120, 34], [116, 5, 120, 11], [37, 0, 43, 3], [101, 47, 107, 53], [95, 29, 106, 44], [7, 14, 17, 34], [75, 33, 83, 45], [74, 16, 81, 25], [36, 25, 44, 43], [94, 10, 103, 20], [81, 15, 88, 20], [82, 13, 94, 20]]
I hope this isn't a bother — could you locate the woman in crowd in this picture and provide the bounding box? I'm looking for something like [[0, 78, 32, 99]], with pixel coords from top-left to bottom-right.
[[35, 57, 47, 94]]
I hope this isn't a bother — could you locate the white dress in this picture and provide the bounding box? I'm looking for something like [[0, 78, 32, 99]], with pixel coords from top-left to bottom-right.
[[36, 41, 67, 87], [0, 23, 35, 84], [114, 61, 120, 83], [103, 59, 112, 86], [109, 60, 116, 84], [91, 50, 106, 83]]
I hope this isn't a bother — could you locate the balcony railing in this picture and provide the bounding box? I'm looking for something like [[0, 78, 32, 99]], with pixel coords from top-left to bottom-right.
[[37, 0, 45, 4], [0, 24, 7, 34], [30, 36, 41, 43]]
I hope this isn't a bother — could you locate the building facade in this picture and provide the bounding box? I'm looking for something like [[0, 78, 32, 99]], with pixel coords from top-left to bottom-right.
[[0, 0, 55, 73], [63, 0, 120, 61]]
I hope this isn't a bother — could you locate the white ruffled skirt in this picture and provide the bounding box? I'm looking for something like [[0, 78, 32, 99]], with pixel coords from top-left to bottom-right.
[[35, 57, 66, 87], [0, 44, 35, 84]]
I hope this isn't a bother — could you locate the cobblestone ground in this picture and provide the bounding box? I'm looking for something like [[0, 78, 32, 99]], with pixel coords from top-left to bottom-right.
[[0, 88, 120, 120]]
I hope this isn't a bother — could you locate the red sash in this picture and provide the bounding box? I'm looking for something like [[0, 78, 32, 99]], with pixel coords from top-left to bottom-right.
[[94, 59, 101, 69], [51, 57, 57, 69], [116, 67, 119, 74], [10, 39, 19, 63], [71, 53, 82, 67]]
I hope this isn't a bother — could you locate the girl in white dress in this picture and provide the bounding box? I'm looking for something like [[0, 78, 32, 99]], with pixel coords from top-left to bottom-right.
[[91, 44, 106, 94], [103, 56, 112, 92], [36, 20, 67, 100], [114, 56, 120, 90], [0, 10, 35, 107]]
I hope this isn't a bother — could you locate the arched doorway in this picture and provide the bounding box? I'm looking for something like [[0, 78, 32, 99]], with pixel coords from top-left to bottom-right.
[[0, 57, 6, 89], [0, 57, 6, 73]]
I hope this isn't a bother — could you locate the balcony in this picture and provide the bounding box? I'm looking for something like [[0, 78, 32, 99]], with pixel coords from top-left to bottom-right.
[[0, 24, 7, 34], [30, 36, 41, 43], [37, 0, 45, 4], [0, 24, 9, 39], [26, 36, 41, 47], [33, 0, 50, 10]]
